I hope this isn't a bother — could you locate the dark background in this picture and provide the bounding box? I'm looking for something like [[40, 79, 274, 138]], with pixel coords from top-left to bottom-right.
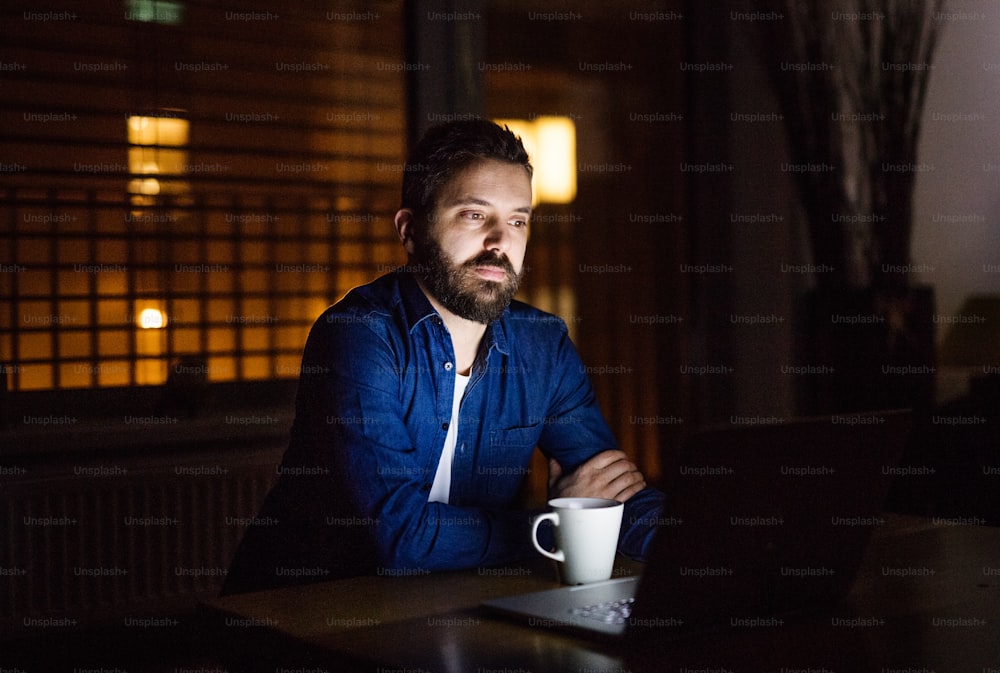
[[2, 0, 998, 669]]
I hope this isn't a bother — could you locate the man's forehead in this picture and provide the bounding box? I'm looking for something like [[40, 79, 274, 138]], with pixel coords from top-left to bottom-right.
[[437, 161, 532, 209]]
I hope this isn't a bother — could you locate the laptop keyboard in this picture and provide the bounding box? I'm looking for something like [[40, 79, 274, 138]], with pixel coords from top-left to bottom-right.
[[570, 597, 635, 625]]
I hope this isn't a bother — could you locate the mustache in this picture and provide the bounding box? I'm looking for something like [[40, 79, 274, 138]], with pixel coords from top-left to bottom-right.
[[463, 251, 516, 275]]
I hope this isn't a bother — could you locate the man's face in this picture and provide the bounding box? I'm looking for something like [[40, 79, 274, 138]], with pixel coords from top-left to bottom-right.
[[410, 159, 532, 324]]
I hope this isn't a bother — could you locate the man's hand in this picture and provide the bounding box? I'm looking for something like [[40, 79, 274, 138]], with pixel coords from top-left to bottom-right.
[[548, 450, 647, 502]]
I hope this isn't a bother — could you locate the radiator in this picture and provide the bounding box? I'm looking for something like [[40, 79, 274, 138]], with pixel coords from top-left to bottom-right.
[[1, 453, 279, 637]]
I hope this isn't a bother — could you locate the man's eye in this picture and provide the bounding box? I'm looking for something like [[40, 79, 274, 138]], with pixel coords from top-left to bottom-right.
[[510, 219, 528, 228], [463, 211, 485, 221]]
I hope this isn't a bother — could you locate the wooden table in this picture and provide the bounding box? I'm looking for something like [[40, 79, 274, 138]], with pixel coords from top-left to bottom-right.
[[203, 514, 1000, 672]]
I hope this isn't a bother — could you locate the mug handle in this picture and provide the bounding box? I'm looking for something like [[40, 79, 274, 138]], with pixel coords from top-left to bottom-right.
[[531, 512, 564, 562]]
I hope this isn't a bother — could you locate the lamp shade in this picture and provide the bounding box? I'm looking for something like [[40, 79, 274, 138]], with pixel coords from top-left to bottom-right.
[[495, 116, 576, 204]]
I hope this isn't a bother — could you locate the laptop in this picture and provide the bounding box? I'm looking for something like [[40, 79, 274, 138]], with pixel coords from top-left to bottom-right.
[[482, 409, 912, 642]]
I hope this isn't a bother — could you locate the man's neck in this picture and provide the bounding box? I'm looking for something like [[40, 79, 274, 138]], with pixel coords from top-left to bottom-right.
[[413, 276, 487, 375]]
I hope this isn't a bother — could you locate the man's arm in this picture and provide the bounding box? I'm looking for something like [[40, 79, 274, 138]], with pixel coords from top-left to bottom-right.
[[534, 326, 665, 560], [547, 450, 646, 502]]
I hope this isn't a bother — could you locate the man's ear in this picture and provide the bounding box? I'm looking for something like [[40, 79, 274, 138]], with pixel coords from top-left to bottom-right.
[[394, 208, 417, 256]]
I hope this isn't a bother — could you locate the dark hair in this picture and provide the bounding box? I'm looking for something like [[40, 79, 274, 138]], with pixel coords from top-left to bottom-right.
[[400, 120, 532, 222]]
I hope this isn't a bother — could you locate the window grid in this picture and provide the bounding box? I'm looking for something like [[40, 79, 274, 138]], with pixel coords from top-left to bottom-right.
[[2, 188, 403, 391], [1, 0, 406, 392]]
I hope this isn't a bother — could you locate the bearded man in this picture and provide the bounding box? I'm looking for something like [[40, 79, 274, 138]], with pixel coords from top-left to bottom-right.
[[223, 121, 664, 594]]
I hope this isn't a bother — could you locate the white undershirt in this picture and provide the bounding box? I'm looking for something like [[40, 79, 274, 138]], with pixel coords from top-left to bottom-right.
[[428, 371, 470, 504]]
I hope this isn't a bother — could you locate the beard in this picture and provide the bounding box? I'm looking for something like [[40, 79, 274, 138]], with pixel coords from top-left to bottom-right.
[[411, 232, 523, 324]]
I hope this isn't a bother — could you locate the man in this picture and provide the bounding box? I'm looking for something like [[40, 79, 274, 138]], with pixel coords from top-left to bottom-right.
[[223, 120, 663, 594]]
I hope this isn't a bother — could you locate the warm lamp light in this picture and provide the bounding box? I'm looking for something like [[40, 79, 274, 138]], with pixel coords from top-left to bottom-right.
[[128, 116, 189, 146], [127, 114, 190, 198], [495, 116, 576, 204], [138, 307, 166, 329], [136, 306, 167, 385]]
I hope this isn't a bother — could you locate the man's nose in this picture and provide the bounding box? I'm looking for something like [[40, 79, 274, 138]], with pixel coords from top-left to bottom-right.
[[484, 219, 511, 254]]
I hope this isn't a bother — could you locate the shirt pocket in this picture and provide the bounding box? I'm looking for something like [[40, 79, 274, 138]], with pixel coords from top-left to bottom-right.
[[484, 424, 544, 497]]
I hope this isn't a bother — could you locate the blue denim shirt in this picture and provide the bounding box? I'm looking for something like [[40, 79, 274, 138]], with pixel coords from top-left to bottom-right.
[[226, 271, 663, 591]]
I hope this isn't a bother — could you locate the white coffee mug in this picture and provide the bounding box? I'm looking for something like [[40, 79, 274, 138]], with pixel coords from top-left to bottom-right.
[[531, 497, 624, 585]]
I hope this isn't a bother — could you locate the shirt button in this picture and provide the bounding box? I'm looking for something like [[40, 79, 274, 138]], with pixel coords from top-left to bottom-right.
[[443, 361, 454, 371], [441, 422, 449, 431]]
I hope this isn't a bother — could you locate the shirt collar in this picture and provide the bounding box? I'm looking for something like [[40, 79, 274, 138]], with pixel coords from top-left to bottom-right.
[[395, 270, 510, 356]]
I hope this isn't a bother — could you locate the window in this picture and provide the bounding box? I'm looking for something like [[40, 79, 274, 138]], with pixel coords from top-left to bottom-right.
[[125, 0, 185, 26], [127, 114, 190, 201], [1, 0, 405, 392]]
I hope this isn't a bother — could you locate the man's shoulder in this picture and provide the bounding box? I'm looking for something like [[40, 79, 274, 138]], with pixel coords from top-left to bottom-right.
[[340, 272, 400, 308], [313, 273, 401, 332], [504, 300, 570, 335]]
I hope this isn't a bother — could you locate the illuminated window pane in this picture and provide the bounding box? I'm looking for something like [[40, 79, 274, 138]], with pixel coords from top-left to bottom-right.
[[240, 269, 268, 289], [20, 302, 51, 328], [60, 362, 91, 388], [206, 356, 235, 381], [95, 271, 128, 295], [56, 239, 89, 264], [59, 300, 91, 328], [239, 221, 267, 238], [20, 211, 51, 232], [20, 270, 52, 295], [273, 272, 298, 293], [172, 328, 201, 352], [171, 272, 200, 293], [337, 243, 364, 264], [276, 326, 308, 350], [59, 332, 91, 359], [207, 328, 235, 353], [206, 241, 234, 265], [207, 273, 234, 293], [128, 115, 189, 147], [205, 213, 231, 235], [20, 364, 53, 390], [57, 271, 89, 297], [306, 245, 330, 265], [125, 0, 185, 25], [61, 209, 88, 233], [19, 332, 53, 360], [173, 240, 201, 263], [18, 238, 51, 264], [243, 298, 268, 317], [241, 356, 270, 380], [276, 355, 302, 378], [98, 330, 130, 357], [207, 299, 234, 320], [98, 300, 129, 326], [134, 270, 162, 290], [309, 218, 333, 236], [243, 327, 269, 350], [128, 115, 190, 198], [171, 300, 200, 325], [136, 357, 167, 386], [98, 360, 132, 387], [97, 238, 127, 262], [306, 273, 328, 292], [136, 307, 167, 329], [374, 243, 399, 264], [100, 211, 128, 233], [241, 243, 267, 264]]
